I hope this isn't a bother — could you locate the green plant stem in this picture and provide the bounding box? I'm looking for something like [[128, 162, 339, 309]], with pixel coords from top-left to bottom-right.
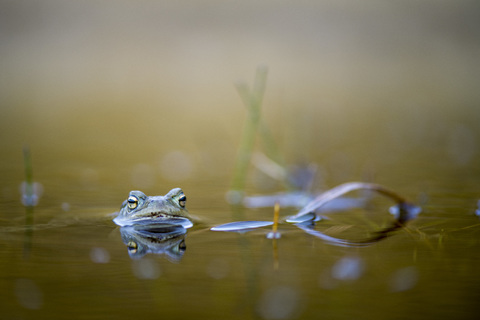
[[23, 146, 34, 258], [230, 66, 268, 194]]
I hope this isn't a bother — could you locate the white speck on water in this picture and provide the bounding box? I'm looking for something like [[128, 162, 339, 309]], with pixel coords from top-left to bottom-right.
[[225, 190, 244, 205], [206, 258, 230, 280], [61, 202, 70, 211], [331, 256, 365, 281], [390, 266, 418, 292], [257, 286, 302, 320], [14, 278, 43, 310], [132, 258, 161, 280], [90, 247, 110, 264]]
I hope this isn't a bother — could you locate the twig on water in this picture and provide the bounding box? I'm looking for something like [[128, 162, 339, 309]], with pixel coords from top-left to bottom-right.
[[291, 182, 412, 223]]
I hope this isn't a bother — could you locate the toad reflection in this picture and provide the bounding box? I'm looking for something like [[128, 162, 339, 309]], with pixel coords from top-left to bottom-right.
[[119, 224, 187, 261]]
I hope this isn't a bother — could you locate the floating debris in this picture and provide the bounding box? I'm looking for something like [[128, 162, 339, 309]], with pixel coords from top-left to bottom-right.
[[131, 258, 161, 279], [285, 212, 320, 224], [90, 247, 110, 264], [61, 202, 71, 212], [331, 256, 365, 281], [389, 266, 419, 292], [211, 221, 273, 232], [257, 285, 301, 320], [14, 278, 43, 310]]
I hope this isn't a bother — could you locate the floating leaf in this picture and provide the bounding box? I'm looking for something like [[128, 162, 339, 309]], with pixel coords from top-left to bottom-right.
[[285, 212, 320, 224], [211, 221, 273, 232]]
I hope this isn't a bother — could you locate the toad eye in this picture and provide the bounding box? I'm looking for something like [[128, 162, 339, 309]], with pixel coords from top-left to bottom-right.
[[178, 195, 186, 208], [127, 196, 138, 210], [127, 241, 138, 254]]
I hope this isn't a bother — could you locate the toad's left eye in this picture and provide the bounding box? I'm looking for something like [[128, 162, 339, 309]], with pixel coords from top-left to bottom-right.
[[127, 196, 138, 210], [178, 195, 186, 208]]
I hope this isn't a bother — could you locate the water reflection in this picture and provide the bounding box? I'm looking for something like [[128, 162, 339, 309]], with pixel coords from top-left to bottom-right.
[[21, 147, 40, 259], [20, 181, 43, 207], [295, 202, 420, 247], [119, 224, 187, 261]]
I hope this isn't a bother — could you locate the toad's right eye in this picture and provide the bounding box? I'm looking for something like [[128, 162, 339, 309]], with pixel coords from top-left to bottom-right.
[[127, 196, 138, 210]]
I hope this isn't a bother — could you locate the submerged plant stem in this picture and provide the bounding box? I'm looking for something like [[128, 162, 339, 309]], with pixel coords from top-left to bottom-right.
[[23, 146, 34, 258]]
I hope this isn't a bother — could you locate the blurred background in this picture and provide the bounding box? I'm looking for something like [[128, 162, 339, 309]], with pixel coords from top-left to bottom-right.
[[1, 2, 480, 319], [1, 0, 479, 206]]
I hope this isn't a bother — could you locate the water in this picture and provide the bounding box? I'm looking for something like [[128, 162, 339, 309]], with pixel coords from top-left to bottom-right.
[[1, 143, 479, 320], [1, 1, 480, 319], [2, 192, 479, 319]]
